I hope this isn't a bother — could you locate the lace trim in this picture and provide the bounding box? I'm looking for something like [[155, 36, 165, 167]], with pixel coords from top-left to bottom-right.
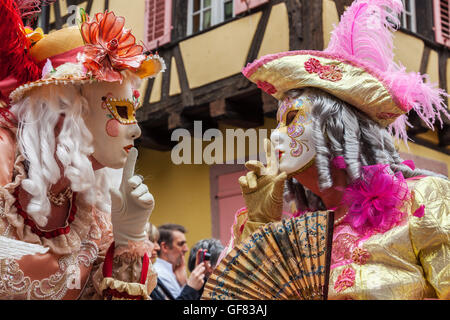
[[99, 277, 150, 300], [0, 240, 98, 300], [0, 155, 96, 255], [114, 239, 153, 259]]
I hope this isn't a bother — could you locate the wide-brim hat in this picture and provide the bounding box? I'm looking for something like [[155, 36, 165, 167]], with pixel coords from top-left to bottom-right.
[[242, 0, 448, 142], [5, 10, 165, 105]]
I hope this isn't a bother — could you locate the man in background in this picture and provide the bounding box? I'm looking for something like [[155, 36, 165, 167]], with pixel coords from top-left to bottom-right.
[[152, 224, 208, 300]]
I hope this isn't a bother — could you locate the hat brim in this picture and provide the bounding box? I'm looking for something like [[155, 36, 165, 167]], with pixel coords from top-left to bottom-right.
[[10, 54, 166, 104], [9, 76, 93, 103], [242, 50, 408, 127]]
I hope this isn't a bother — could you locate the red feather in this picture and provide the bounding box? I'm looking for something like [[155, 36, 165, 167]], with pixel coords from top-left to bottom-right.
[[0, 0, 43, 99]]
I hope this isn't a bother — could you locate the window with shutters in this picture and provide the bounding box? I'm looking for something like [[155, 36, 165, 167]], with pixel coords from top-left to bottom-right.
[[187, 0, 235, 36], [400, 0, 417, 33], [145, 0, 172, 50], [433, 0, 450, 46]]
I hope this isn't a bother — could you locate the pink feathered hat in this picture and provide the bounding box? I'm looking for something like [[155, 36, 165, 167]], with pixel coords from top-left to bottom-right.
[[242, 0, 449, 143]]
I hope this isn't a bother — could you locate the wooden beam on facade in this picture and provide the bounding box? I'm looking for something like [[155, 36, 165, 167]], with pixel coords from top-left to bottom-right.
[[168, 112, 192, 130], [333, 0, 354, 17], [285, 0, 324, 50], [172, 0, 188, 42], [173, 45, 194, 107], [53, 0, 63, 30], [261, 92, 278, 117], [161, 49, 173, 100], [245, 2, 272, 64], [209, 98, 264, 128], [419, 46, 431, 74], [438, 48, 450, 147]]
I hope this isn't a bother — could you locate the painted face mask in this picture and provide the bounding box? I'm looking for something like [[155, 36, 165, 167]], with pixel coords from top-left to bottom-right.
[[103, 97, 137, 124], [270, 94, 316, 175], [82, 80, 142, 169]]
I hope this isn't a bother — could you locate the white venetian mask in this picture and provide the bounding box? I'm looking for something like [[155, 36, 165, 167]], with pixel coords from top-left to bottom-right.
[[82, 80, 142, 169], [270, 94, 316, 175]]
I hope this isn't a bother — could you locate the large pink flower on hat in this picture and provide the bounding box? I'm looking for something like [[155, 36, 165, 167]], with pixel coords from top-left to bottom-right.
[[80, 11, 146, 82]]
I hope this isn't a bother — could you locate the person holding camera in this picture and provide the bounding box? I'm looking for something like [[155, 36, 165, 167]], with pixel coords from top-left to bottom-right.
[[187, 239, 225, 296], [150, 224, 209, 300]]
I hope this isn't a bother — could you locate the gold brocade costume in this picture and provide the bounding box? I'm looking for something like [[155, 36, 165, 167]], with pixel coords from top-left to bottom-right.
[[232, 176, 450, 300]]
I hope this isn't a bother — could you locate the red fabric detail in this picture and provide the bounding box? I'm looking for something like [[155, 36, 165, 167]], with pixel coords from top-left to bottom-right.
[[103, 241, 115, 278], [256, 80, 277, 95], [37, 46, 85, 70], [12, 189, 77, 239], [140, 253, 149, 284], [102, 288, 143, 300]]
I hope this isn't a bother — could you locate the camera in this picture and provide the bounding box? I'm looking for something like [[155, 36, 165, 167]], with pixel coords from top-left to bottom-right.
[[199, 251, 211, 263]]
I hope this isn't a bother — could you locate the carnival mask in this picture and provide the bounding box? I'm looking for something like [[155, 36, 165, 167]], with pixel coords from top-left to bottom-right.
[[270, 94, 316, 175], [82, 80, 141, 169]]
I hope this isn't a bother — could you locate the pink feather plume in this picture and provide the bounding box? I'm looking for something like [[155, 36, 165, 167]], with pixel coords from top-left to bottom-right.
[[325, 0, 403, 72], [326, 0, 449, 143]]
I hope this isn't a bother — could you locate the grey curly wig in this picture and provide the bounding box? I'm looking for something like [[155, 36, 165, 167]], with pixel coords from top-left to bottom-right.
[[283, 88, 447, 212]]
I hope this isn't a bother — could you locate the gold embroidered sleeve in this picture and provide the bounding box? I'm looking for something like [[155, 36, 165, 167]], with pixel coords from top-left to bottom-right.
[[409, 176, 450, 299]]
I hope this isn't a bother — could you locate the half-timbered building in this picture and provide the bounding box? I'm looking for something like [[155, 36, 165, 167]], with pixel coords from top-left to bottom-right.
[[39, 0, 450, 246]]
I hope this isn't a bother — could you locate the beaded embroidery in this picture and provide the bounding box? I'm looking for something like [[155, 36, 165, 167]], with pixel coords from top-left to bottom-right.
[[334, 267, 355, 293], [304, 58, 343, 82], [351, 247, 370, 265]]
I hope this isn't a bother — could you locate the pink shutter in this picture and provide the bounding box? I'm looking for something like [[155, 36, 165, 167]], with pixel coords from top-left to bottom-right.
[[433, 0, 450, 47], [145, 0, 172, 50], [234, 0, 269, 15], [216, 171, 246, 245]]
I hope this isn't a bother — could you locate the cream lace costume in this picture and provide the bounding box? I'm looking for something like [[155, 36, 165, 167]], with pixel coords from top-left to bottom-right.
[[231, 176, 450, 300], [0, 128, 156, 299]]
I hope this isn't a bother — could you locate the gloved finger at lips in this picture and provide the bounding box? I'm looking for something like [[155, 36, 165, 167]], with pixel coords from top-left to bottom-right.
[[121, 147, 138, 186]]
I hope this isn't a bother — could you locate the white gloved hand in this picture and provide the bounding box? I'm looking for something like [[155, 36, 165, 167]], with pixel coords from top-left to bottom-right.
[[110, 148, 155, 247]]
